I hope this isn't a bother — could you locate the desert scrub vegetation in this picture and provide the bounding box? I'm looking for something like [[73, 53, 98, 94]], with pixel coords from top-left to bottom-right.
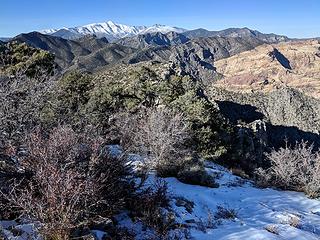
[[214, 205, 238, 220], [45, 66, 233, 160], [41, 65, 230, 185], [117, 107, 218, 188], [128, 179, 176, 238], [167, 81, 233, 160], [0, 49, 56, 146], [117, 107, 190, 170], [41, 71, 95, 128], [0, 41, 55, 78], [177, 164, 218, 188], [0, 126, 172, 239], [1, 126, 116, 238], [256, 141, 320, 198]]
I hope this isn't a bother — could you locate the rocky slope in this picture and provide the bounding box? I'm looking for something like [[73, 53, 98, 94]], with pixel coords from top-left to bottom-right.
[[126, 36, 264, 82], [209, 86, 320, 148], [116, 31, 190, 48], [214, 40, 320, 99]]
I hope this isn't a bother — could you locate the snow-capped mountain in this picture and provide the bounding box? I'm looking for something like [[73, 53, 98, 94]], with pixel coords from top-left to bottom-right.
[[139, 24, 186, 35], [40, 21, 187, 41]]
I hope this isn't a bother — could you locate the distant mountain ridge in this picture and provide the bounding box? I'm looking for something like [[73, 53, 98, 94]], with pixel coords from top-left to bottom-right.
[[11, 32, 129, 71], [8, 23, 295, 80], [0, 37, 11, 42], [40, 21, 187, 41], [183, 27, 289, 43], [39, 21, 290, 43], [11, 31, 265, 79]]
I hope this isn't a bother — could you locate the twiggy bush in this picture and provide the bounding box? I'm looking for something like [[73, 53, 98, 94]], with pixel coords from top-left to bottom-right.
[[117, 107, 191, 172], [256, 141, 320, 198], [117, 108, 218, 187], [0, 126, 135, 239], [128, 179, 174, 238]]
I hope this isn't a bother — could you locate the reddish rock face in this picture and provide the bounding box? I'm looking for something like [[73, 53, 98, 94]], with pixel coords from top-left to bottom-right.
[[214, 40, 320, 99]]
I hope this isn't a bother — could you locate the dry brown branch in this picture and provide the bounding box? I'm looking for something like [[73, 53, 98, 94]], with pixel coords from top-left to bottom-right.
[[0, 126, 135, 239], [117, 107, 191, 171], [257, 140, 320, 198]]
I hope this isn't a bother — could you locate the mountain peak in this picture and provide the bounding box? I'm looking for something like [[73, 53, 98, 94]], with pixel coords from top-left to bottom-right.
[[40, 21, 188, 41], [107, 20, 116, 25]]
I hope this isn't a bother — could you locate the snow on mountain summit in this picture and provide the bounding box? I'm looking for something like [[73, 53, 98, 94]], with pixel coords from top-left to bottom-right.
[[40, 21, 188, 40], [140, 24, 186, 34]]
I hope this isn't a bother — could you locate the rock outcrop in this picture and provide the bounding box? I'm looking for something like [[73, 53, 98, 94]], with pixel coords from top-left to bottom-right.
[[210, 86, 320, 148]]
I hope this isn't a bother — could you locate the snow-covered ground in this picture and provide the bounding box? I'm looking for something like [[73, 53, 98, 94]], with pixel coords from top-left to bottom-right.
[[0, 221, 41, 240], [119, 161, 320, 240], [168, 162, 320, 240], [1, 146, 320, 239]]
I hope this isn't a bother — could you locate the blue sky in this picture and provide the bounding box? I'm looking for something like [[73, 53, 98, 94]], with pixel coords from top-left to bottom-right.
[[1, 0, 319, 38]]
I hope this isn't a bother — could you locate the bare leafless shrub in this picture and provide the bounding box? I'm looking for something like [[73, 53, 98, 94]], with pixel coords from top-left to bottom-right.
[[89, 149, 136, 218], [214, 205, 238, 220], [304, 153, 320, 198], [196, 208, 217, 232], [256, 141, 320, 198], [128, 179, 174, 237], [0, 126, 135, 239], [116, 108, 219, 188], [0, 64, 56, 147], [3, 163, 95, 239], [117, 107, 191, 174]]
